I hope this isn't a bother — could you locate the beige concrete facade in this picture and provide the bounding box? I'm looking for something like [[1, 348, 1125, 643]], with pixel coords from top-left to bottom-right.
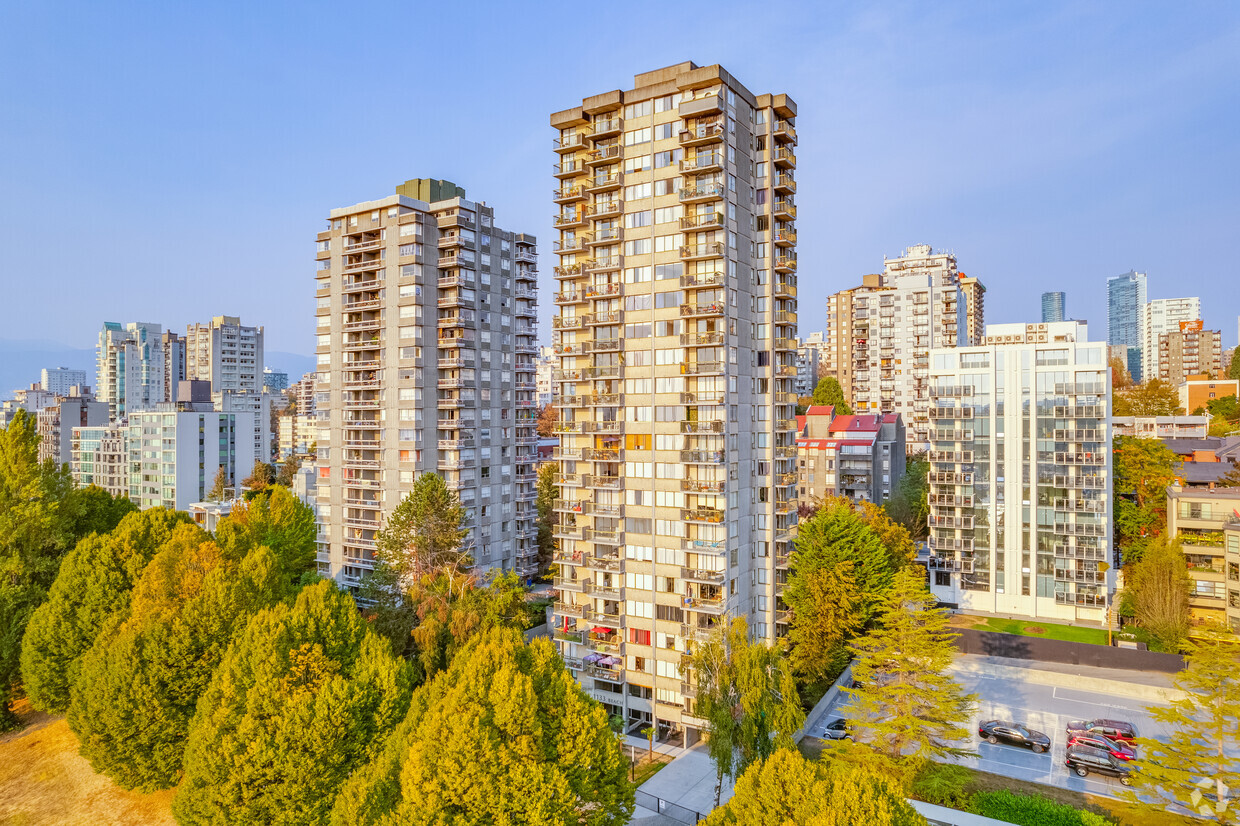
[[1157, 325, 1222, 386], [549, 62, 799, 739], [1166, 484, 1240, 632], [315, 180, 539, 590], [186, 315, 264, 394]]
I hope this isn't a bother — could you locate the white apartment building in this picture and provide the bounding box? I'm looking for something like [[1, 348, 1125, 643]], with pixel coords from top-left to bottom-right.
[[1141, 297, 1200, 383], [549, 63, 799, 740], [40, 367, 87, 396], [96, 321, 166, 419], [315, 178, 539, 590], [796, 332, 825, 396], [125, 409, 256, 511], [852, 245, 967, 451], [214, 389, 276, 462], [925, 321, 1113, 623], [536, 346, 556, 407], [186, 315, 265, 394]]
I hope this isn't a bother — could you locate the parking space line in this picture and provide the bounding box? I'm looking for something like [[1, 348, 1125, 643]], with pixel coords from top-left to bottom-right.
[[1051, 687, 1149, 712]]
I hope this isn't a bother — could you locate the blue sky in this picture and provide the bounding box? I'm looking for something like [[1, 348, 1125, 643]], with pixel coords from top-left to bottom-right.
[[1, 0, 1238, 365]]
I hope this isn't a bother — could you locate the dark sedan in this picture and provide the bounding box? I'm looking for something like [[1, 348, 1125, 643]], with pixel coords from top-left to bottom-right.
[[1067, 733, 1136, 761], [978, 720, 1052, 753]]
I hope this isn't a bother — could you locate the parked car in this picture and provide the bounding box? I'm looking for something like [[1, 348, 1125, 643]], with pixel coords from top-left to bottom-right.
[[1065, 744, 1133, 785], [822, 718, 851, 740], [978, 720, 1052, 753], [1066, 733, 1136, 761], [1066, 719, 1138, 744]]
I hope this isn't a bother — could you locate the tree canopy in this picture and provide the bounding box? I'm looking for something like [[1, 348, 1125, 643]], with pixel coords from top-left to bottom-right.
[[20, 509, 196, 713], [812, 377, 853, 414], [1125, 535, 1191, 652], [536, 462, 557, 575], [374, 473, 470, 582], [68, 535, 288, 791], [846, 567, 978, 762], [884, 453, 929, 540], [331, 628, 633, 826], [1112, 435, 1180, 563], [214, 484, 317, 588], [704, 749, 927, 826], [174, 581, 415, 825], [1128, 633, 1240, 824], [1113, 379, 1185, 417], [689, 618, 805, 807]]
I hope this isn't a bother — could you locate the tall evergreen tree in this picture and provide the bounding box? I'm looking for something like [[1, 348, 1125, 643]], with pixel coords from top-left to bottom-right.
[[0, 410, 79, 728], [1127, 633, 1240, 823], [689, 618, 805, 807], [68, 538, 286, 791], [790, 501, 896, 632], [783, 557, 863, 684], [208, 466, 229, 501], [884, 453, 929, 540], [374, 472, 469, 583], [1113, 435, 1179, 562], [846, 567, 978, 762], [20, 509, 196, 713], [331, 628, 633, 826], [174, 581, 415, 825], [1126, 535, 1191, 651], [704, 749, 926, 826], [812, 377, 853, 414], [535, 462, 557, 575]]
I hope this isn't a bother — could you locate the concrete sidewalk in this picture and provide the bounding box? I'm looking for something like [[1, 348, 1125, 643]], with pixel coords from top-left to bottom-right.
[[631, 744, 730, 824]]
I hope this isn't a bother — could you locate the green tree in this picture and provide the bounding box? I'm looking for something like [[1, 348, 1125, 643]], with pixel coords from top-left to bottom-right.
[[858, 500, 916, 570], [790, 501, 896, 632], [704, 749, 927, 826], [536, 462, 557, 575], [847, 567, 978, 762], [243, 460, 276, 490], [374, 473, 470, 583], [784, 557, 863, 685], [1127, 633, 1240, 824], [67, 537, 286, 791], [688, 618, 805, 807], [1218, 463, 1240, 488], [1126, 535, 1191, 652], [276, 454, 301, 487], [885, 453, 929, 540], [331, 628, 634, 826], [214, 484, 316, 587], [1114, 379, 1185, 417], [812, 377, 853, 414], [174, 581, 415, 825], [1229, 348, 1240, 382], [1110, 356, 1133, 389], [62, 484, 137, 539], [1113, 436, 1179, 562], [208, 466, 229, 501], [20, 509, 196, 713], [0, 410, 79, 728]]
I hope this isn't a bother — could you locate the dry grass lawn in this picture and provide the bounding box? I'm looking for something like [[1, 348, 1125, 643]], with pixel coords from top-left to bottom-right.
[[0, 699, 175, 826]]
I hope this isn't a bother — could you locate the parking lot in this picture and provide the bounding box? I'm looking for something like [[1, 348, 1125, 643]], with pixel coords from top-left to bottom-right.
[[809, 654, 1178, 800]]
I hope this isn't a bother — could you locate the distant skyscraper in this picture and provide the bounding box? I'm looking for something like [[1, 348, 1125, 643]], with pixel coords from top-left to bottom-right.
[[1041, 291, 1065, 323], [161, 331, 186, 403], [263, 367, 289, 392], [1107, 271, 1146, 382], [186, 315, 264, 394]]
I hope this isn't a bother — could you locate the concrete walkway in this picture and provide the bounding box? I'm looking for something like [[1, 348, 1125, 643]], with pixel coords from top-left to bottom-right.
[[632, 744, 730, 823]]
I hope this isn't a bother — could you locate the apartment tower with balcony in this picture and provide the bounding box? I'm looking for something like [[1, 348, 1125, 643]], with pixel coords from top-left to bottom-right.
[[315, 179, 539, 590], [851, 246, 968, 451], [549, 63, 799, 740], [925, 321, 1113, 623]]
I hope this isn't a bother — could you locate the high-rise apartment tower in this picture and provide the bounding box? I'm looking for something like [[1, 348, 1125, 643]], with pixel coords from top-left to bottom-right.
[[548, 63, 799, 740], [1141, 297, 1200, 384], [315, 179, 539, 589]]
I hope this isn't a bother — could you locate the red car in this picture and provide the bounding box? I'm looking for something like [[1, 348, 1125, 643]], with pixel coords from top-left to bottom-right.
[[1066, 733, 1136, 761]]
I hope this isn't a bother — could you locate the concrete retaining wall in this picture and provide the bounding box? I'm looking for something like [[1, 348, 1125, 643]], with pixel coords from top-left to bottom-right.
[[953, 628, 1184, 673], [794, 663, 853, 743]]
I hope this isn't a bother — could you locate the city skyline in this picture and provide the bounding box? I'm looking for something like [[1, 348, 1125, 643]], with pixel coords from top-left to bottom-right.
[[2, 2, 1238, 358]]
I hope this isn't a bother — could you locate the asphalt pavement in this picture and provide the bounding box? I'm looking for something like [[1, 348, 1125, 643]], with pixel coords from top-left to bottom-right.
[[809, 653, 1177, 800]]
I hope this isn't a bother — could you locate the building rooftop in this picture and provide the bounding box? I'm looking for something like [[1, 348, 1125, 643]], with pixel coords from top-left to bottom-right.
[[1168, 483, 1240, 501]]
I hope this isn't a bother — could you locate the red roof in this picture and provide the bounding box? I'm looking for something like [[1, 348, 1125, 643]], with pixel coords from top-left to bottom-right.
[[804, 405, 835, 417], [826, 414, 882, 434], [796, 437, 876, 451], [795, 415, 807, 433]]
